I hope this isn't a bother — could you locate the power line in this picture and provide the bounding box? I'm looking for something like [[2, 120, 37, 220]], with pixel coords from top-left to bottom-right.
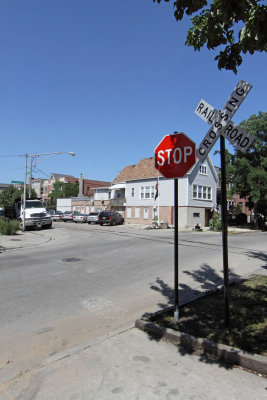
[[0, 154, 24, 157]]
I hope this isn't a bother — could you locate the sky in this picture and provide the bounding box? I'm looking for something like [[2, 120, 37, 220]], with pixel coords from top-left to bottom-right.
[[0, 0, 266, 184]]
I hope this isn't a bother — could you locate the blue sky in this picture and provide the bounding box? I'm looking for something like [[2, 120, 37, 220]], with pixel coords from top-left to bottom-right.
[[0, 0, 266, 184]]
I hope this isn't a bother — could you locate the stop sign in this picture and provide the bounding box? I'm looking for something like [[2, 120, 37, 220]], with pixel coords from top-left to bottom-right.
[[155, 133, 196, 178]]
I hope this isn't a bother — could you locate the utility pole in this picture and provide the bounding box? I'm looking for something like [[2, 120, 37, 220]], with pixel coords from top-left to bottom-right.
[[22, 154, 28, 231], [29, 156, 33, 199]]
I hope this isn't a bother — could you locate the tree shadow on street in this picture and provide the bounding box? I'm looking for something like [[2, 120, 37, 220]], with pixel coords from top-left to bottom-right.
[[148, 263, 240, 311], [246, 250, 267, 269]]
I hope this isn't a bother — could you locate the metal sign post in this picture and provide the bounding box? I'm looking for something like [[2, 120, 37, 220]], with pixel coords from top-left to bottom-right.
[[220, 136, 230, 327], [155, 133, 196, 322], [194, 80, 253, 328], [174, 178, 179, 322]]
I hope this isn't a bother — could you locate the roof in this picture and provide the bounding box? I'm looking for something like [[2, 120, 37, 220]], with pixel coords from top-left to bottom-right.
[[112, 157, 161, 184], [83, 179, 111, 187], [50, 173, 75, 178], [113, 155, 218, 184]]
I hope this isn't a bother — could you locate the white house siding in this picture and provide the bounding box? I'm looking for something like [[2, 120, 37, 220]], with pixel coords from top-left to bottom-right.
[[94, 188, 110, 201], [124, 157, 217, 228], [188, 159, 217, 207]]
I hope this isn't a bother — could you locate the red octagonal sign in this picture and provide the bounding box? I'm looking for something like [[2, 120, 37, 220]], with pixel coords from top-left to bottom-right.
[[155, 133, 196, 178]]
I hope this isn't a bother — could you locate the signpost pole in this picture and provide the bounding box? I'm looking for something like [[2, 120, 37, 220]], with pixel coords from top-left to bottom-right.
[[154, 132, 196, 324], [220, 136, 230, 328], [174, 178, 179, 322]]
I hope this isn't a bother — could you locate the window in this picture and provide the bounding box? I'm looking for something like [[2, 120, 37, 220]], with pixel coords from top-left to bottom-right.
[[145, 186, 150, 198], [131, 188, 134, 197], [127, 208, 132, 218], [199, 165, 207, 175], [193, 185, 212, 200], [208, 188, 211, 199], [135, 208, 140, 218], [144, 208, 149, 219], [193, 213, 200, 218], [140, 186, 155, 199]]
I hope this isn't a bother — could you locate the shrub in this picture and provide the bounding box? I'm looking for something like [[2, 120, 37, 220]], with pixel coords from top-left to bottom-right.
[[0, 217, 20, 235], [209, 213, 222, 231]]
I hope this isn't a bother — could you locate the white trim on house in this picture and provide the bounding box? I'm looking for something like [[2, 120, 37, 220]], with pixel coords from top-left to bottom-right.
[[109, 183, 126, 189]]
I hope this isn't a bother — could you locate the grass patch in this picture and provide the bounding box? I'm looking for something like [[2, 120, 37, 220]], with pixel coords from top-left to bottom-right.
[[153, 275, 267, 356], [0, 217, 20, 235]]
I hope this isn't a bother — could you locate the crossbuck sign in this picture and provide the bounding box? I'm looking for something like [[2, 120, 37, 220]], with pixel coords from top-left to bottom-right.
[[195, 80, 254, 162]]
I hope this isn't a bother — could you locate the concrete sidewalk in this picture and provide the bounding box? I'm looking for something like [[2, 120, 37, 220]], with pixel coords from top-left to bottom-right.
[[0, 230, 53, 251], [2, 324, 267, 400]]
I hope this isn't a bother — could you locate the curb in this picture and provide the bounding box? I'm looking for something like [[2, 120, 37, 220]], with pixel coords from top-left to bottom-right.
[[0, 231, 53, 251], [135, 317, 267, 375]]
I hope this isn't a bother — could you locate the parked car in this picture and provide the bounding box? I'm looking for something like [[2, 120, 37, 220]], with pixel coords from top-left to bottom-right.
[[62, 211, 78, 222], [73, 213, 88, 223], [98, 211, 124, 226], [50, 210, 64, 221], [87, 212, 100, 224]]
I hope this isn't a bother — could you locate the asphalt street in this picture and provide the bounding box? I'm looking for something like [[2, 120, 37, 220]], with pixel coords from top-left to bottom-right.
[[0, 224, 266, 399]]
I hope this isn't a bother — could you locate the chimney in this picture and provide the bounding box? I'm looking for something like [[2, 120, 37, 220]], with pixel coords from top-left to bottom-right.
[[78, 173, 84, 197]]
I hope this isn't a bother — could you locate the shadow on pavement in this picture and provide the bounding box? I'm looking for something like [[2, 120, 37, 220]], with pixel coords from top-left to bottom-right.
[[139, 257, 267, 372]]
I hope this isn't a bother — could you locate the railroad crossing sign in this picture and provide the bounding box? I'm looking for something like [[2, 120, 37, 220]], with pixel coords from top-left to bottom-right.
[[195, 80, 254, 161], [155, 132, 196, 178]]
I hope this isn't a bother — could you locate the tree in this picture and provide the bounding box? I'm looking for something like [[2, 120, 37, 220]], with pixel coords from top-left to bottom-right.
[[153, 1, 267, 73], [229, 111, 267, 220], [48, 181, 79, 209], [0, 186, 38, 208], [0, 186, 21, 208]]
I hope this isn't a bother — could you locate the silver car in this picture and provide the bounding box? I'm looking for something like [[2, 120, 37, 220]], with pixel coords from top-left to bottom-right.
[[87, 212, 99, 224], [73, 214, 87, 223]]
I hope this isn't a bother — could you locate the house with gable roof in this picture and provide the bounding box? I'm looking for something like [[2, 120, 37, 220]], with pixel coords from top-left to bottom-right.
[[110, 155, 218, 228]]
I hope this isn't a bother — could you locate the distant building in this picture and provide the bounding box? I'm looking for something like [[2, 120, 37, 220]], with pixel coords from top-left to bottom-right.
[[215, 167, 253, 222], [109, 156, 218, 228], [37, 173, 110, 206]]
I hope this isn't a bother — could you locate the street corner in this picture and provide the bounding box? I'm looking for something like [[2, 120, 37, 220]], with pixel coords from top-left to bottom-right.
[[0, 229, 53, 251]]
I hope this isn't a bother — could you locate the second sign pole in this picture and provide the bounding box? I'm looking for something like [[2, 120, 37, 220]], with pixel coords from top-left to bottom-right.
[[220, 135, 230, 329]]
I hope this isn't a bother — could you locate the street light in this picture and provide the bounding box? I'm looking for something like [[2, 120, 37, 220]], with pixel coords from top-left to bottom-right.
[[22, 151, 76, 231]]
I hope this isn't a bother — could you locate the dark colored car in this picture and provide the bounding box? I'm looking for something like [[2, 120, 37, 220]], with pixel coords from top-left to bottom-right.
[[98, 211, 124, 226]]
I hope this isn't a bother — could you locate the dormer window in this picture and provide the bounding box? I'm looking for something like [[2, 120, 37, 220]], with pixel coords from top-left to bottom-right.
[[199, 165, 207, 175]]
